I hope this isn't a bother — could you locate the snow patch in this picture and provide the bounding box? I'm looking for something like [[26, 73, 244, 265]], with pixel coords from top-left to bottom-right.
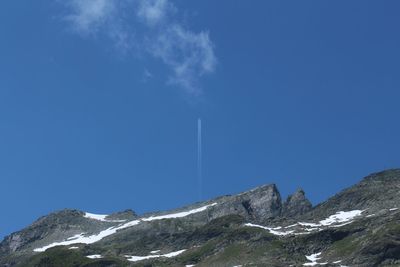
[[303, 252, 327, 266], [34, 219, 141, 252], [245, 210, 364, 237], [125, 249, 186, 262], [318, 210, 363, 226], [302, 254, 347, 266], [285, 223, 299, 228], [142, 203, 217, 221], [84, 213, 108, 221], [86, 254, 103, 259], [244, 223, 294, 236]]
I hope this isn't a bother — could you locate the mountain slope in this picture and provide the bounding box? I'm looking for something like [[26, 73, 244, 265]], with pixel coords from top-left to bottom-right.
[[1, 169, 400, 267]]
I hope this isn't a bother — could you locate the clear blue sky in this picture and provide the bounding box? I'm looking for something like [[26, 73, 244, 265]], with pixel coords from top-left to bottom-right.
[[1, 1, 400, 238]]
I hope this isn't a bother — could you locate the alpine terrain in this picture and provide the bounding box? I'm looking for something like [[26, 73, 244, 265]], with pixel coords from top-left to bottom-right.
[[1, 169, 400, 267]]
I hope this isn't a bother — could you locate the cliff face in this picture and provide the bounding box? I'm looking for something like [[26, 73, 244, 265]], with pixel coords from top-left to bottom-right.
[[207, 184, 284, 222], [1, 169, 400, 267], [282, 188, 312, 217]]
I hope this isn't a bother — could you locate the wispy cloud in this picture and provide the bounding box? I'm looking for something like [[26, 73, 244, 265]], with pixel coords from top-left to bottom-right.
[[151, 25, 216, 95], [64, 0, 116, 35], [136, 0, 174, 27], [60, 0, 216, 96]]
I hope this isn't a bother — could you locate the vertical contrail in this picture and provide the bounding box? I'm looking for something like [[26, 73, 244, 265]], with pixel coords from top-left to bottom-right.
[[197, 118, 202, 200]]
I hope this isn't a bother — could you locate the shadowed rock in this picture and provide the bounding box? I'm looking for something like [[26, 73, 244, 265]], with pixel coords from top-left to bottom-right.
[[282, 188, 312, 217], [208, 184, 282, 221]]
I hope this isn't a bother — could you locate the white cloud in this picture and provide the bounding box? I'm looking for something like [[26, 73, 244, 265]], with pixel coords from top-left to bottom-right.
[[151, 24, 216, 95], [64, 0, 117, 35], [136, 0, 174, 27], [60, 0, 217, 96]]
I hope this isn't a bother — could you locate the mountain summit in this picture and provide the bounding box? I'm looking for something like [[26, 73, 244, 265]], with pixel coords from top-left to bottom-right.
[[1, 169, 400, 266]]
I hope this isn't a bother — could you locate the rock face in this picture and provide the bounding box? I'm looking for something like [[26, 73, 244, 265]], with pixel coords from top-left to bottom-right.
[[244, 184, 283, 219], [1, 169, 400, 267], [208, 184, 283, 221], [282, 188, 312, 217]]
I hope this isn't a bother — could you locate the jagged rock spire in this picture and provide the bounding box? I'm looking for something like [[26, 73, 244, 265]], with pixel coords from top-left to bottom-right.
[[282, 188, 312, 217]]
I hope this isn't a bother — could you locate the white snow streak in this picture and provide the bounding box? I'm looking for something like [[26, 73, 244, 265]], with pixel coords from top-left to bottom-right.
[[125, 249, 186, 262], [86, 254, 103, 259], [142, 203, 217, 221], [303, 253, 347, 266], [84, 213, 108, 221], [318, 210, 363, 226], [244, 223, 294, 236], [34, 220, 141, 252], [303, 252, 328, 266], [245, 210, 364, 236]]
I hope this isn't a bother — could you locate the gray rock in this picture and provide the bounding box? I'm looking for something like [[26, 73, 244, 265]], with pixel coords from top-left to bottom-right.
[[208, 184, 282, 221], [282, 188, 312, 217]]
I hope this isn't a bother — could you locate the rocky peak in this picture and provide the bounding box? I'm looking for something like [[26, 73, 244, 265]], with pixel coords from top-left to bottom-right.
[[208, 184, 282, 221], [32, 209, 84, 227], [244, 184, 282, 219], [282, 188, 312, 217]]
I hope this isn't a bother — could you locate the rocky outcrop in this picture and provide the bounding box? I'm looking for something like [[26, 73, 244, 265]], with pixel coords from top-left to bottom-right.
[[244, 184, 282, 219], [208, 184, 282, 221], [282, 188, 312, 217]]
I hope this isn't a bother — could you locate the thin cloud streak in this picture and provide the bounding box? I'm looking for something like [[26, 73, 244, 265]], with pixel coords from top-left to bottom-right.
[[60, 0, 217, 96]]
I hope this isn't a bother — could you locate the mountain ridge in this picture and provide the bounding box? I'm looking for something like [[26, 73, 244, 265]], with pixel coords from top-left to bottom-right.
[[1, 168, 400, 266]]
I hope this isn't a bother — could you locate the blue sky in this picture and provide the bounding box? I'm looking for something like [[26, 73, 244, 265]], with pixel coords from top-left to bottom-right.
[[1, 0, 400, 238]]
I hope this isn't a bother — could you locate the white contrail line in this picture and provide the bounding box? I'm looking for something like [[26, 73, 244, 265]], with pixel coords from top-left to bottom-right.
[[197, 118, 202, 200]]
